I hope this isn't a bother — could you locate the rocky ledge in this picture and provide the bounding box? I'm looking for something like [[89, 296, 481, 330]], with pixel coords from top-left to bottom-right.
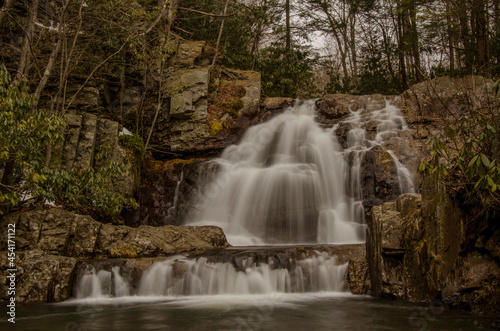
[[0, 208, 229, 303], [366, 189, 500, 314]]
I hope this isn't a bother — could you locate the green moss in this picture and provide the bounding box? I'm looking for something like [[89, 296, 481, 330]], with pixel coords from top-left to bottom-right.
[[119, 133, 145, 165], [164, 158, 197, 169], [210, 122, 224, 136], [220, 98, 244, 118], [110, 245, 138, 258]]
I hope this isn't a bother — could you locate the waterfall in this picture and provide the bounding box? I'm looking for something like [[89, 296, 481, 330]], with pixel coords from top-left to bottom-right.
[[74, 266, 130, 299], [72, 252, 349, 299], [187, 98, 416, 246]]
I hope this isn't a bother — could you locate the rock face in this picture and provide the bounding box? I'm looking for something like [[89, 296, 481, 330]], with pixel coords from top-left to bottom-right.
[[142, 42, 262, 156], [0, 209, 229, 303], [366, 193, 422, 299], [366, 186, 500, 314], [51, 112, 139, 198], [164, 67, 211, 153]]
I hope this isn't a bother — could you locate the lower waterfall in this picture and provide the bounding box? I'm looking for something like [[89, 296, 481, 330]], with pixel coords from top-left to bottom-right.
[[73, 251, 349, 299]]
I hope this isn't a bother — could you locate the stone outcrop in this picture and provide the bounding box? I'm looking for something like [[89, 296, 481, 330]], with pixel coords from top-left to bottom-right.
[[366, 185, 500, 313], [129, 157, 210, 227], [51, 112, 139, 198], [366, 193, 422, 299], [140, 42, 262, 156], [0, 208, 229, 303], [164, 67, 211, 153]]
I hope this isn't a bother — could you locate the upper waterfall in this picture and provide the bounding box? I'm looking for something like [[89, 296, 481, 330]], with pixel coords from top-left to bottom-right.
[[187, 98, 415, 246]]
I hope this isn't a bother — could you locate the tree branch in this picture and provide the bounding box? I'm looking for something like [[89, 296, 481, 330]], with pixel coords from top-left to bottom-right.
[[178, 7, 234, 18]]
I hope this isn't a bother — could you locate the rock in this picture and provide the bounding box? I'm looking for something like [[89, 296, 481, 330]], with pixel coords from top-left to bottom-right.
[[135, 157, 208, 227], [50, 113, 140, 198], [316, 94, 353, 124], [358, 146, 401, 208], [173, 41, 206, 67], [94, 118, 120, 168], [261, 97, 294, 110], [60, 114, 83, 170], [365, 184, 499, 313], [65, 86, 101, 111], [95, 224, 228, 257], [0, 250, 77, 303], [399, 75, 494, 145], [396, 193, 421, 217], [221, 69, 261, 116], [1, 208, 230, 259], [0, 207, 229, 305], [73, 113, 98, 170], [347, 256, 371, 295], [366, 195, 414, 300], [162, 68, 211, 153]]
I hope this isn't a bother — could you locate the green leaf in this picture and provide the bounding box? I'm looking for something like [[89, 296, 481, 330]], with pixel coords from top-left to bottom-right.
[[468, 155, 478, 168], [481, 154, 491, 167]]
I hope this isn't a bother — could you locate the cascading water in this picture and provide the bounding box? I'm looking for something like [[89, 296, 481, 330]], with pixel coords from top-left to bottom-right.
[[67, 97, 415, 307], [72, 252, 349, 299], [188, 98, 416, 246]]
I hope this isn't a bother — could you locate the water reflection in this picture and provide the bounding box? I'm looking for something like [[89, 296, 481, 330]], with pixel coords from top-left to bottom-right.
[[7, 294, 499, 331]]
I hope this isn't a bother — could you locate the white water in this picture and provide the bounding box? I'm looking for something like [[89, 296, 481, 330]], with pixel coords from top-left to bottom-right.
[[188, 98, 415, 246], [75, 266, 130, 299], [73, 253, 348, 300]]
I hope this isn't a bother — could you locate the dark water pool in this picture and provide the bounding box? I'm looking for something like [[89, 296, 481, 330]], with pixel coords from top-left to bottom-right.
[[3, 293, 499, 331]]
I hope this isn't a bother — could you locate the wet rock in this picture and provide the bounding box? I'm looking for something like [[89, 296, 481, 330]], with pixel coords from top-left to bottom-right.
[[134, 157, 209, 227], [347, 256, 371, 295], [0, 250, 77, 303], [366, 184, 500, 313], [316, 94, 353, 124], [366, 194, 421, 300]]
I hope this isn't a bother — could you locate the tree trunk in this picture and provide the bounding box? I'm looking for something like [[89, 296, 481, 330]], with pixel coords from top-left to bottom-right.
[[33, 0, 72, 111], [457, 0, 473, 70], [212, 0, 230, 67], [0, 0, 16, 26], [471, 0, 489, 75], [349, 13, 358, 83], [408, 0, 422, 81], [286, 0, 291, 51], [16, 0, 39, 82], [446, 0, 455, 76], [397, 8, 408, 91]]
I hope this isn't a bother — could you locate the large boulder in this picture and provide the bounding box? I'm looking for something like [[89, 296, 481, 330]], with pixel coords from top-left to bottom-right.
[[0, 250, 77, 303], [0, 209, 229, 259]]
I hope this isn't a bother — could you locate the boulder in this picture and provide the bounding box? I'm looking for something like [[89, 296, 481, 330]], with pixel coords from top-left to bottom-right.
[[0, 250, 77, 303], [316, 94, 353, 124], [0, 208, 229, 259]]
